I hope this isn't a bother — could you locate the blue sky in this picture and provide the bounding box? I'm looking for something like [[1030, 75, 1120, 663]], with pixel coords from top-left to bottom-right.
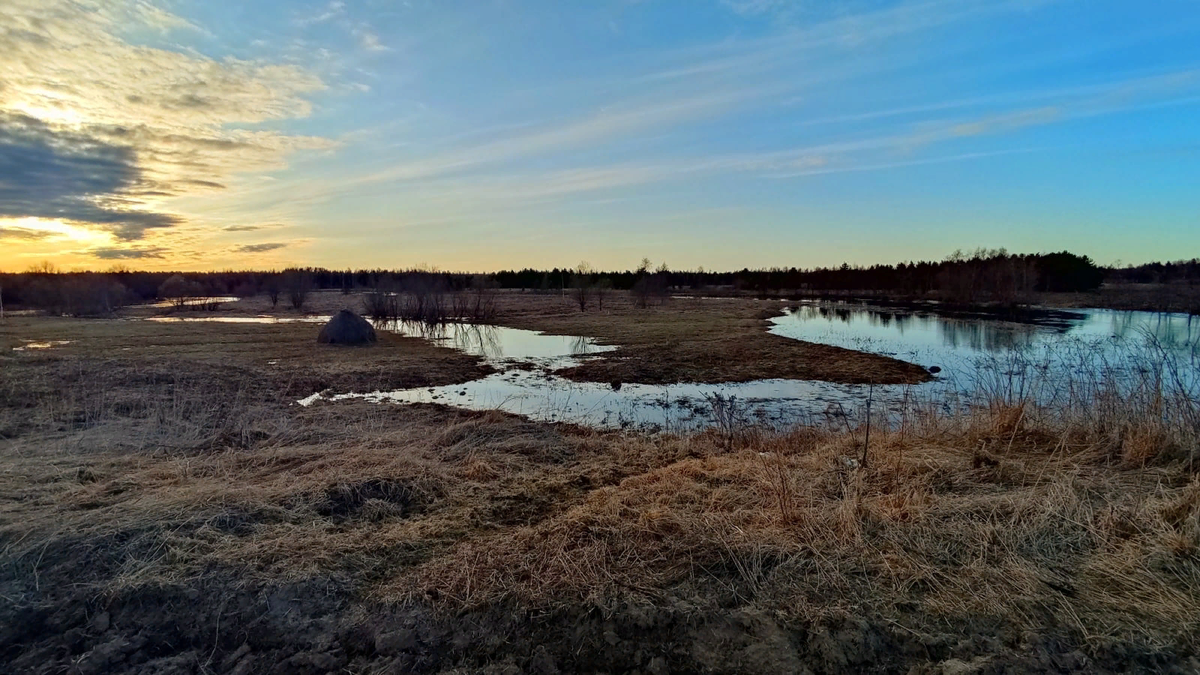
[[1, 0, 1198, 270]]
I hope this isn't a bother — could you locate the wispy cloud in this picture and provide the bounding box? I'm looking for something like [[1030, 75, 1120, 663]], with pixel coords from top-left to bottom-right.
[[0, 226, 52, 241], [0, 0, 330, 240], [90, 246, 168, 260], [233, 242, 290, 253], [297, 1, 345, 26]]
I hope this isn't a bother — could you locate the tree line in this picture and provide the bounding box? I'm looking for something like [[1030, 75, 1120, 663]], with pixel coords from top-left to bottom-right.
[[2, 250, 1190, 317]]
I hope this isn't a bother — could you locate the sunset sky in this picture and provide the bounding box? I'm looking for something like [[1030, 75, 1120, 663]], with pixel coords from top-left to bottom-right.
[[1, 0, 1198, 272]]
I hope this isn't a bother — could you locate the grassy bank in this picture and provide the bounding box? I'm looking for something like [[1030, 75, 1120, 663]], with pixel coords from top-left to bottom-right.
[[1, 311, 1197, 673], [494, 293, 932, 385]]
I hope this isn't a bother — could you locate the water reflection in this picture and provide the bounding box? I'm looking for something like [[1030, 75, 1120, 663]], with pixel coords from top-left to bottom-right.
[[281, 303, 1199, 432], [374, 320, 613, 362], [1101, 310, 1198, 348], [12, 340, 72, 351], [781, 304, 1045, 353], [145, 315, 330, 324], [142, 296, 240, 309]]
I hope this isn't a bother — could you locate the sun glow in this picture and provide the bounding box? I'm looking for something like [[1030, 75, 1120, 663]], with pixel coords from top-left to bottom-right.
[[1, 218, 112, 245], [9, 95, 88, 127]]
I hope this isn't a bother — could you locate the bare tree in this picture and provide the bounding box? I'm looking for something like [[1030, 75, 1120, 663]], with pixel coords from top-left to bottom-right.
[[632, 258, 669, 308], [283, 269, 312, 311], [158, 274, 202, 309], [263, 274, 282, 308], [571, 262, 593, 311], [593, 277, 612, 310]]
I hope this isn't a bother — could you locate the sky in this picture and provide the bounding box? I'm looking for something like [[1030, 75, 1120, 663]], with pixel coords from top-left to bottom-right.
[[1, 0, 1198, 272]]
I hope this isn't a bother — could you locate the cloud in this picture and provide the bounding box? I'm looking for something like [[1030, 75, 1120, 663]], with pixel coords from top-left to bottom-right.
[[222, 224, 267, 232], [0, 0, 331, 237], [297, 1, 389, 53], [0, 113, 182, 239], [297, 1, 346, 26], [348, 89, 761, 188], [90, 246, 168, 259], [0, 226, 52, 241], [355, 30, 389, 52], [233, 242, 289, 253]]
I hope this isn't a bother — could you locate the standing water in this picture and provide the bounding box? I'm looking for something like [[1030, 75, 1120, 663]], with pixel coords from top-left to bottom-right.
[[295, 305, 1199, 431]]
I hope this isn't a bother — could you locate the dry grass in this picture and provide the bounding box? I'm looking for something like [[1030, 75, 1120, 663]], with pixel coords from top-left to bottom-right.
[[1042, 282, 1200, 315], [0, 314, 490, 405], [112, 288, 931, 386], [1, 310, 1197, 671], [495, 292, 932, 385], [389, 414, 1199, 647]]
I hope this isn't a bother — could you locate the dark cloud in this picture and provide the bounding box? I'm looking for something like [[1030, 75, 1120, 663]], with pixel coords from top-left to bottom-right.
[[0, 227, 51, 241], [233, 242, 288, 253], [90, 247, 167, 259], [0, 113, 182, 240], [223, 224, 264, 232], [182, 179, 226, 190]]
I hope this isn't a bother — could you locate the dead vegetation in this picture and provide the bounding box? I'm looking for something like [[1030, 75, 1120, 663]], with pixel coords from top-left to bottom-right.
[[0, 313, 1197, 673], [496, 292, 933, 385]]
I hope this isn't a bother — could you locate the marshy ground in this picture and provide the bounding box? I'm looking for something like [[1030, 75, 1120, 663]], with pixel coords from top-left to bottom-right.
[[1, 292, 1198, 674]]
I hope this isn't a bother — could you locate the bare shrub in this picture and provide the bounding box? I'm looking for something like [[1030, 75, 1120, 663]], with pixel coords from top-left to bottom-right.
[[263, 274, 282, 308], [158, 274, 203, 309], [283, 269, 312, 310], [464, 275, 498, 322], [632, 259, 670, 308], [593, 277, 612, 310], [571, 263, 593, 312], [398, 274, 448, 323], [363, 285, 400, 321]]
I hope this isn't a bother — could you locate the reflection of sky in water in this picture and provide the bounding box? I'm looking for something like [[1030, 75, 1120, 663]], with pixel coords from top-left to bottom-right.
[[376, 320, 614, 362], [146, 315, 330, 324], [141, 296, 240, 309], [12, 340, 72, 351], [769, 303, 1199, 368], [279, 306, 1198, 432]]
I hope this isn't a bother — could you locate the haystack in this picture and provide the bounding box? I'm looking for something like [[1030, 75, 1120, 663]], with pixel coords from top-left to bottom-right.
[[318, 309, 377, 345]]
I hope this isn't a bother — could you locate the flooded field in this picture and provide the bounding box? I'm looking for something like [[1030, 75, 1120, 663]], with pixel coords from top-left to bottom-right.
[[10, 340, 73, 351], [769, 301, 1199, 365], [146, 315, 329, 324], [299, 303, 1199, 430]]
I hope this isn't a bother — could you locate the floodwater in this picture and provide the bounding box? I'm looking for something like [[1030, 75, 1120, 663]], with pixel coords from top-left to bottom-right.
[[11, 340, 72, 351], [142, 296, 240, 309], [297, 322, 874, 430], [377, 321, 615, 363], [300, 303, 1199, 431], [768, 302, 1199, 366], [146, 315, 330, 324]]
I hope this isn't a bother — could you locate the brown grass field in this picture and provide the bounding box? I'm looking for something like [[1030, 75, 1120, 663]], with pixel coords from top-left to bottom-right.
[[1, 292, 1198, 674]]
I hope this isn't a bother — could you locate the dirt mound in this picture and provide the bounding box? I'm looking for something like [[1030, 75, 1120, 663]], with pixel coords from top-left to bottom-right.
[[317, 309, 377, 345]]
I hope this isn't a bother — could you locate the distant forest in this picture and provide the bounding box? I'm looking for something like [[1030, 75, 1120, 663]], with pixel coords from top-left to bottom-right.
[[2, 250, 1198, 316]]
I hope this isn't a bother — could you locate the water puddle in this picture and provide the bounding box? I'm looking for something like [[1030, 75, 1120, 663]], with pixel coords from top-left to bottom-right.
[[377, 321, 614, 364], [12, 340, 72, 351], [142, 296, 240, 309], [299, 304, 1199, 431], [299, 374, 911, 431], [146, 315, 330, 324], [768, 302, 1199, 366]]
